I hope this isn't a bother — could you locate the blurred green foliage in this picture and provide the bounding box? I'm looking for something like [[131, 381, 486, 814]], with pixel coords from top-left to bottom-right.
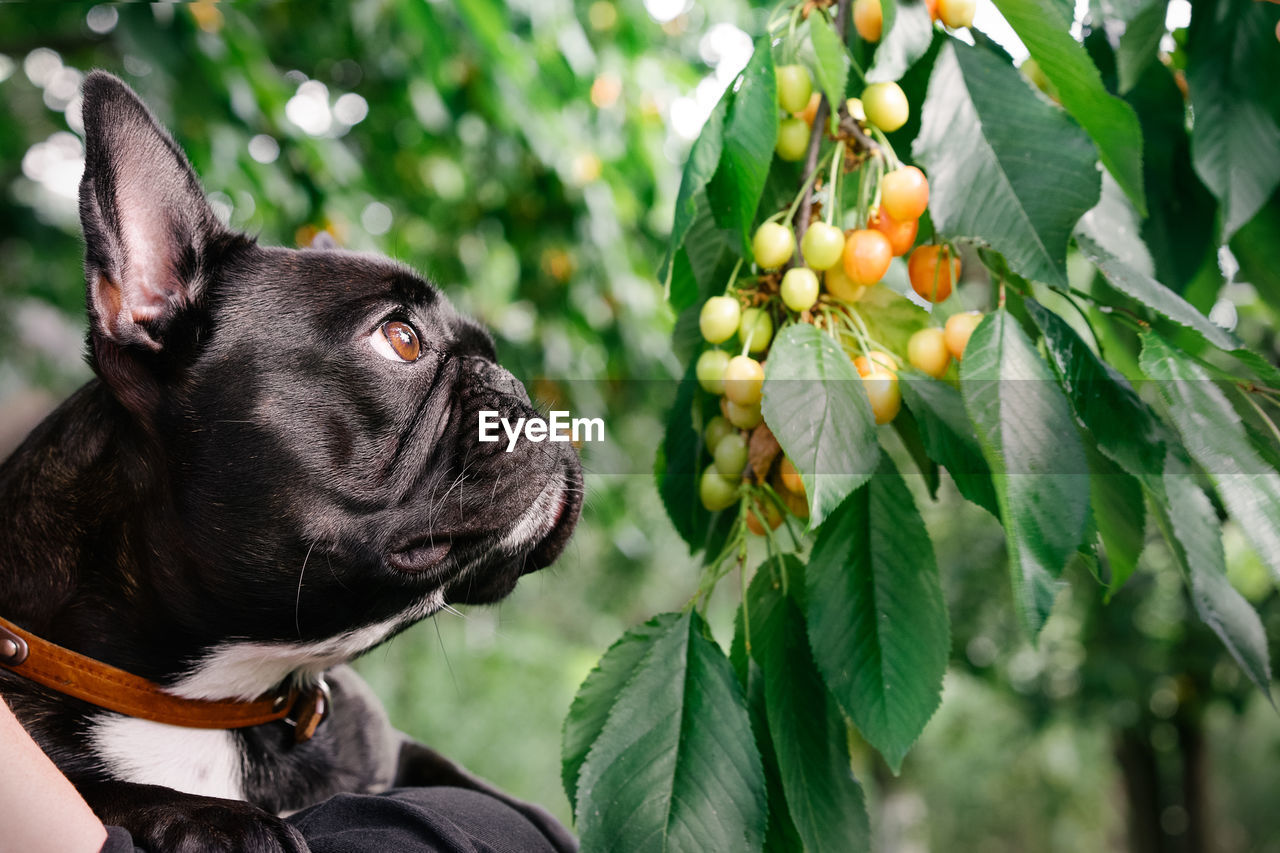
[[0, 0, 759, 826], [1, 1, 1279, 848]]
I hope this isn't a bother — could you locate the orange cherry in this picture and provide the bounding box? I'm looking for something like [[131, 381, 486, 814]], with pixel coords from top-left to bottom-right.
[[881, 166, 930, 222], [842, 229, 893, 287], [852, 350, 900, 376], [907, 244, 961, 303], [868, 207, 919, 256]]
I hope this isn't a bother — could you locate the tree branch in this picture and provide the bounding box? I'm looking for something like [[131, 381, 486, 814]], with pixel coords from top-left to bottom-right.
[[794, 0, 853, 263]]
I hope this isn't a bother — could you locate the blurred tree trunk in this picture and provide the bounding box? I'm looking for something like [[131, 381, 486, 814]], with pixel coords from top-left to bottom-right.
[[1115, 728, 1164, 853], [1177, 713, 1209, 853], [1115, 713, 1212, 853]]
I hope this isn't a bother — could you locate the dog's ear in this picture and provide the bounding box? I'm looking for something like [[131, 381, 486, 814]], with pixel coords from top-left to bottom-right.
[[78, 71, 230, 418], [307, 231, 340, 251], [78, 71, 224, 356]]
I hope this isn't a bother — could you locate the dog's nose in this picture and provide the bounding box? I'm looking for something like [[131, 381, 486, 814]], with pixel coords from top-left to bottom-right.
[[463, 356, 532, 407]]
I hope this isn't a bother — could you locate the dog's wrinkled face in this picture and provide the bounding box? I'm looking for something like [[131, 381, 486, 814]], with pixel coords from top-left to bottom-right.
[[169, 248, 583, 641], [78, 72, 581, 649]]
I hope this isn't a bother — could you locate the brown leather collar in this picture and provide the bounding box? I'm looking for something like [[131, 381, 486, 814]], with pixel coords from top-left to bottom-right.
[[0, 616, 329, 742]]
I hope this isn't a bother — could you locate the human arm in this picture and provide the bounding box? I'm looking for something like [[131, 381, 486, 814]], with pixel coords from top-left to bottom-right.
[[0, 693, 108, 853]]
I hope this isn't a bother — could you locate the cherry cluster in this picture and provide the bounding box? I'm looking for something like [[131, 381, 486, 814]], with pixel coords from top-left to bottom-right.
[[694, 4, 983, 519]]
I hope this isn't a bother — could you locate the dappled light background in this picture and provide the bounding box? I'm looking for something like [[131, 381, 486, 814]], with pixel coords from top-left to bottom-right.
[[2, 2, 1279, 849]]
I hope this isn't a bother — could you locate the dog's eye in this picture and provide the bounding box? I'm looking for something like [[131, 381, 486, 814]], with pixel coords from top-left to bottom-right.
[[371, 320, 421, 362]]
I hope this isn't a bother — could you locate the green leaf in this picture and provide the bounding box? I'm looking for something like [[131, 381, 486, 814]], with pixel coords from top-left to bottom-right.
[[762, 323, 879, 528], [668, 194, 738, 316], [730, 611, 804, 853], [1139, 333, 1280, 586], [806, 455, 950, 772], [562, 613, 682, 807], [661, 99, 728, 291], [1078, 231, 1228, 348], [1024, 298, 1166, 483], [1087, 448, 1146, 601], [1075, 172, 1155, 280], [1147, 449, 1273, 700], [657, 360, 734, 556], [657, 363, 709, 551], [1124, 62, 1218, 295], [960, 309, 1089, 636], [668, 249, 699, 320], [898, 374, 999, 516], [879, 0, 898, 39], [575, 611, 768, 853], [1116, 0, 1169, 94], [1076, 232, 1280, 386], [748, 562, 872, 853], [990, 0, 1146, 213], [857, 280, 932, 357], [868, 0, 935, 85], [707, 40, 778, 258], [1231, 189, 1280, 309], [914, 40, 1100, 288], [809, 10, 850, 126], [1186, 0, 1280, 241], [892, 407, 941, 501]]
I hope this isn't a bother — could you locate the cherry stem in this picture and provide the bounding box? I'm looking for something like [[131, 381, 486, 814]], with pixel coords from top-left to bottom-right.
[[723, 256, 745, 296], [870, 126, 902, 169], [695, 510, 747, 605], [844, 306, 888, 354], [868, 156, 884, 225], [826, 140, 845, 226], [740, 318, 758, 356], [847, 58, 868, 86], [765, 0, 794, 33], [759, 482, 803, 549], [1240, 389, 1280, 449], [785, 164, 822, 225], [763, 513, 790, 597], [1058, 289, 1106, 358], [855, 156, 879, 228], [785, 4, 804, 61]]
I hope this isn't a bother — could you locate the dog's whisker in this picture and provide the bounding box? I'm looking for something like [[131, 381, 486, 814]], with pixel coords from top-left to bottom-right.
[[438, 602, 467, 619], [323, 555, 350, 592], [295, 541, 315, 639], [432, 616, 461, 698]]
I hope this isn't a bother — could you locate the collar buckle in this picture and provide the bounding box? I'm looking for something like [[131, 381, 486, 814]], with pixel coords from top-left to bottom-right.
[[0, 623, 29, 666], [285, 675, 331, 743]]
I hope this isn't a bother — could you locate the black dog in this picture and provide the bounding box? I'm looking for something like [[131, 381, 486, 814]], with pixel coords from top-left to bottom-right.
[[0, 72, 581, 851]]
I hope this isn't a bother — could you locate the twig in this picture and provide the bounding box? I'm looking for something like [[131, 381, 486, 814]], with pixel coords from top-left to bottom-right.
[[1067, 285, 1151, 332], [1243, 383, 1280, 403], [839, 110, 881, 155], [833, 0, 851, 32], [794, 99, 830, 262], [794, 0, 856, 260]]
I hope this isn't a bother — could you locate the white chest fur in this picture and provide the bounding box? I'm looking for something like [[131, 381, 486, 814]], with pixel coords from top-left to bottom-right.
[[170, 591, 443, 702], [86, 592, 442, 799], [91, 716, 244, 800]]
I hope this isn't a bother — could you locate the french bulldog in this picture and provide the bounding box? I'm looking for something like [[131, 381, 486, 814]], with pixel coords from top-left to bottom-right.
[[0, 71, 582, 851]]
